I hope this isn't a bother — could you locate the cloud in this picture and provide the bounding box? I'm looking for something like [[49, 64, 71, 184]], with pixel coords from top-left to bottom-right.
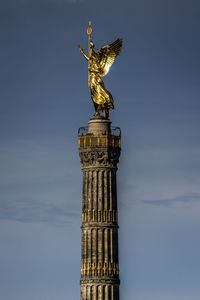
[[20, 0, 81, 3], [0, 139, 81, 226], [1, 0, 82, 7], [0, 139, 79, 184], [51, 0, 81, 3], [0, 196, 80, 226], [118, 147, 200, 204], [140, 193, 200, 207]]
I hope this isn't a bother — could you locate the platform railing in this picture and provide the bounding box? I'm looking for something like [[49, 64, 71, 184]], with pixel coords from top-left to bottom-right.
[[78, 126, 121, 137]]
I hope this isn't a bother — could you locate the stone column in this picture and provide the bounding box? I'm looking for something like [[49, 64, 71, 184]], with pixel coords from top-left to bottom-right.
[[79, 116, 121, 300]]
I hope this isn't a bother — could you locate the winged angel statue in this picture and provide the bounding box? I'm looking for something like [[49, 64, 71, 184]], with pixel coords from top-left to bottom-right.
[[78, 21, 122, 118]]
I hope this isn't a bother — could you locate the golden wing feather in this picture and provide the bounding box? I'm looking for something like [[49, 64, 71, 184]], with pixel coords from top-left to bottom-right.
[[97, 38, 122, 77]]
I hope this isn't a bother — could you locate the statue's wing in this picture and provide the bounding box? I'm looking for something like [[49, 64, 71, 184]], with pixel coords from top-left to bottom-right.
[[97, 38, 122, 77]]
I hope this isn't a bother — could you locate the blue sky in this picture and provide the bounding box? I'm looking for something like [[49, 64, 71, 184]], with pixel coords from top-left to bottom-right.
[[0, 0, 200, 299]]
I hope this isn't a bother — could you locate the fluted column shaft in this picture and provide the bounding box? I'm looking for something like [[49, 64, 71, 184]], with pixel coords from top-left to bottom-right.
[[79, 119, 121, 300]]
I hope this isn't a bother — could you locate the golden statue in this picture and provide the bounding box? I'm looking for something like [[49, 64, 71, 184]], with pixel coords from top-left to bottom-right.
[[78, 21, 122, 118]]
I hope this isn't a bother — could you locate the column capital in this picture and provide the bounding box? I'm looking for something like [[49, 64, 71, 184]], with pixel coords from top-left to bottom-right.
[[79, 147, 121, 168]]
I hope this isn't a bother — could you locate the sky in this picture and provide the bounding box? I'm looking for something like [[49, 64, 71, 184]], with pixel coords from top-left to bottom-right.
[[0, 0, 200, 299]]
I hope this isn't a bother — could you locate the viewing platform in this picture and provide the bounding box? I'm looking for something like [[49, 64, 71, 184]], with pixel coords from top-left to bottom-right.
[[78, 117, 121, 149]]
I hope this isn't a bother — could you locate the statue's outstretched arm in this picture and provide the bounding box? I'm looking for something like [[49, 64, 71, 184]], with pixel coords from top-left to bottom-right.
[[78, 44, 89, 61]]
